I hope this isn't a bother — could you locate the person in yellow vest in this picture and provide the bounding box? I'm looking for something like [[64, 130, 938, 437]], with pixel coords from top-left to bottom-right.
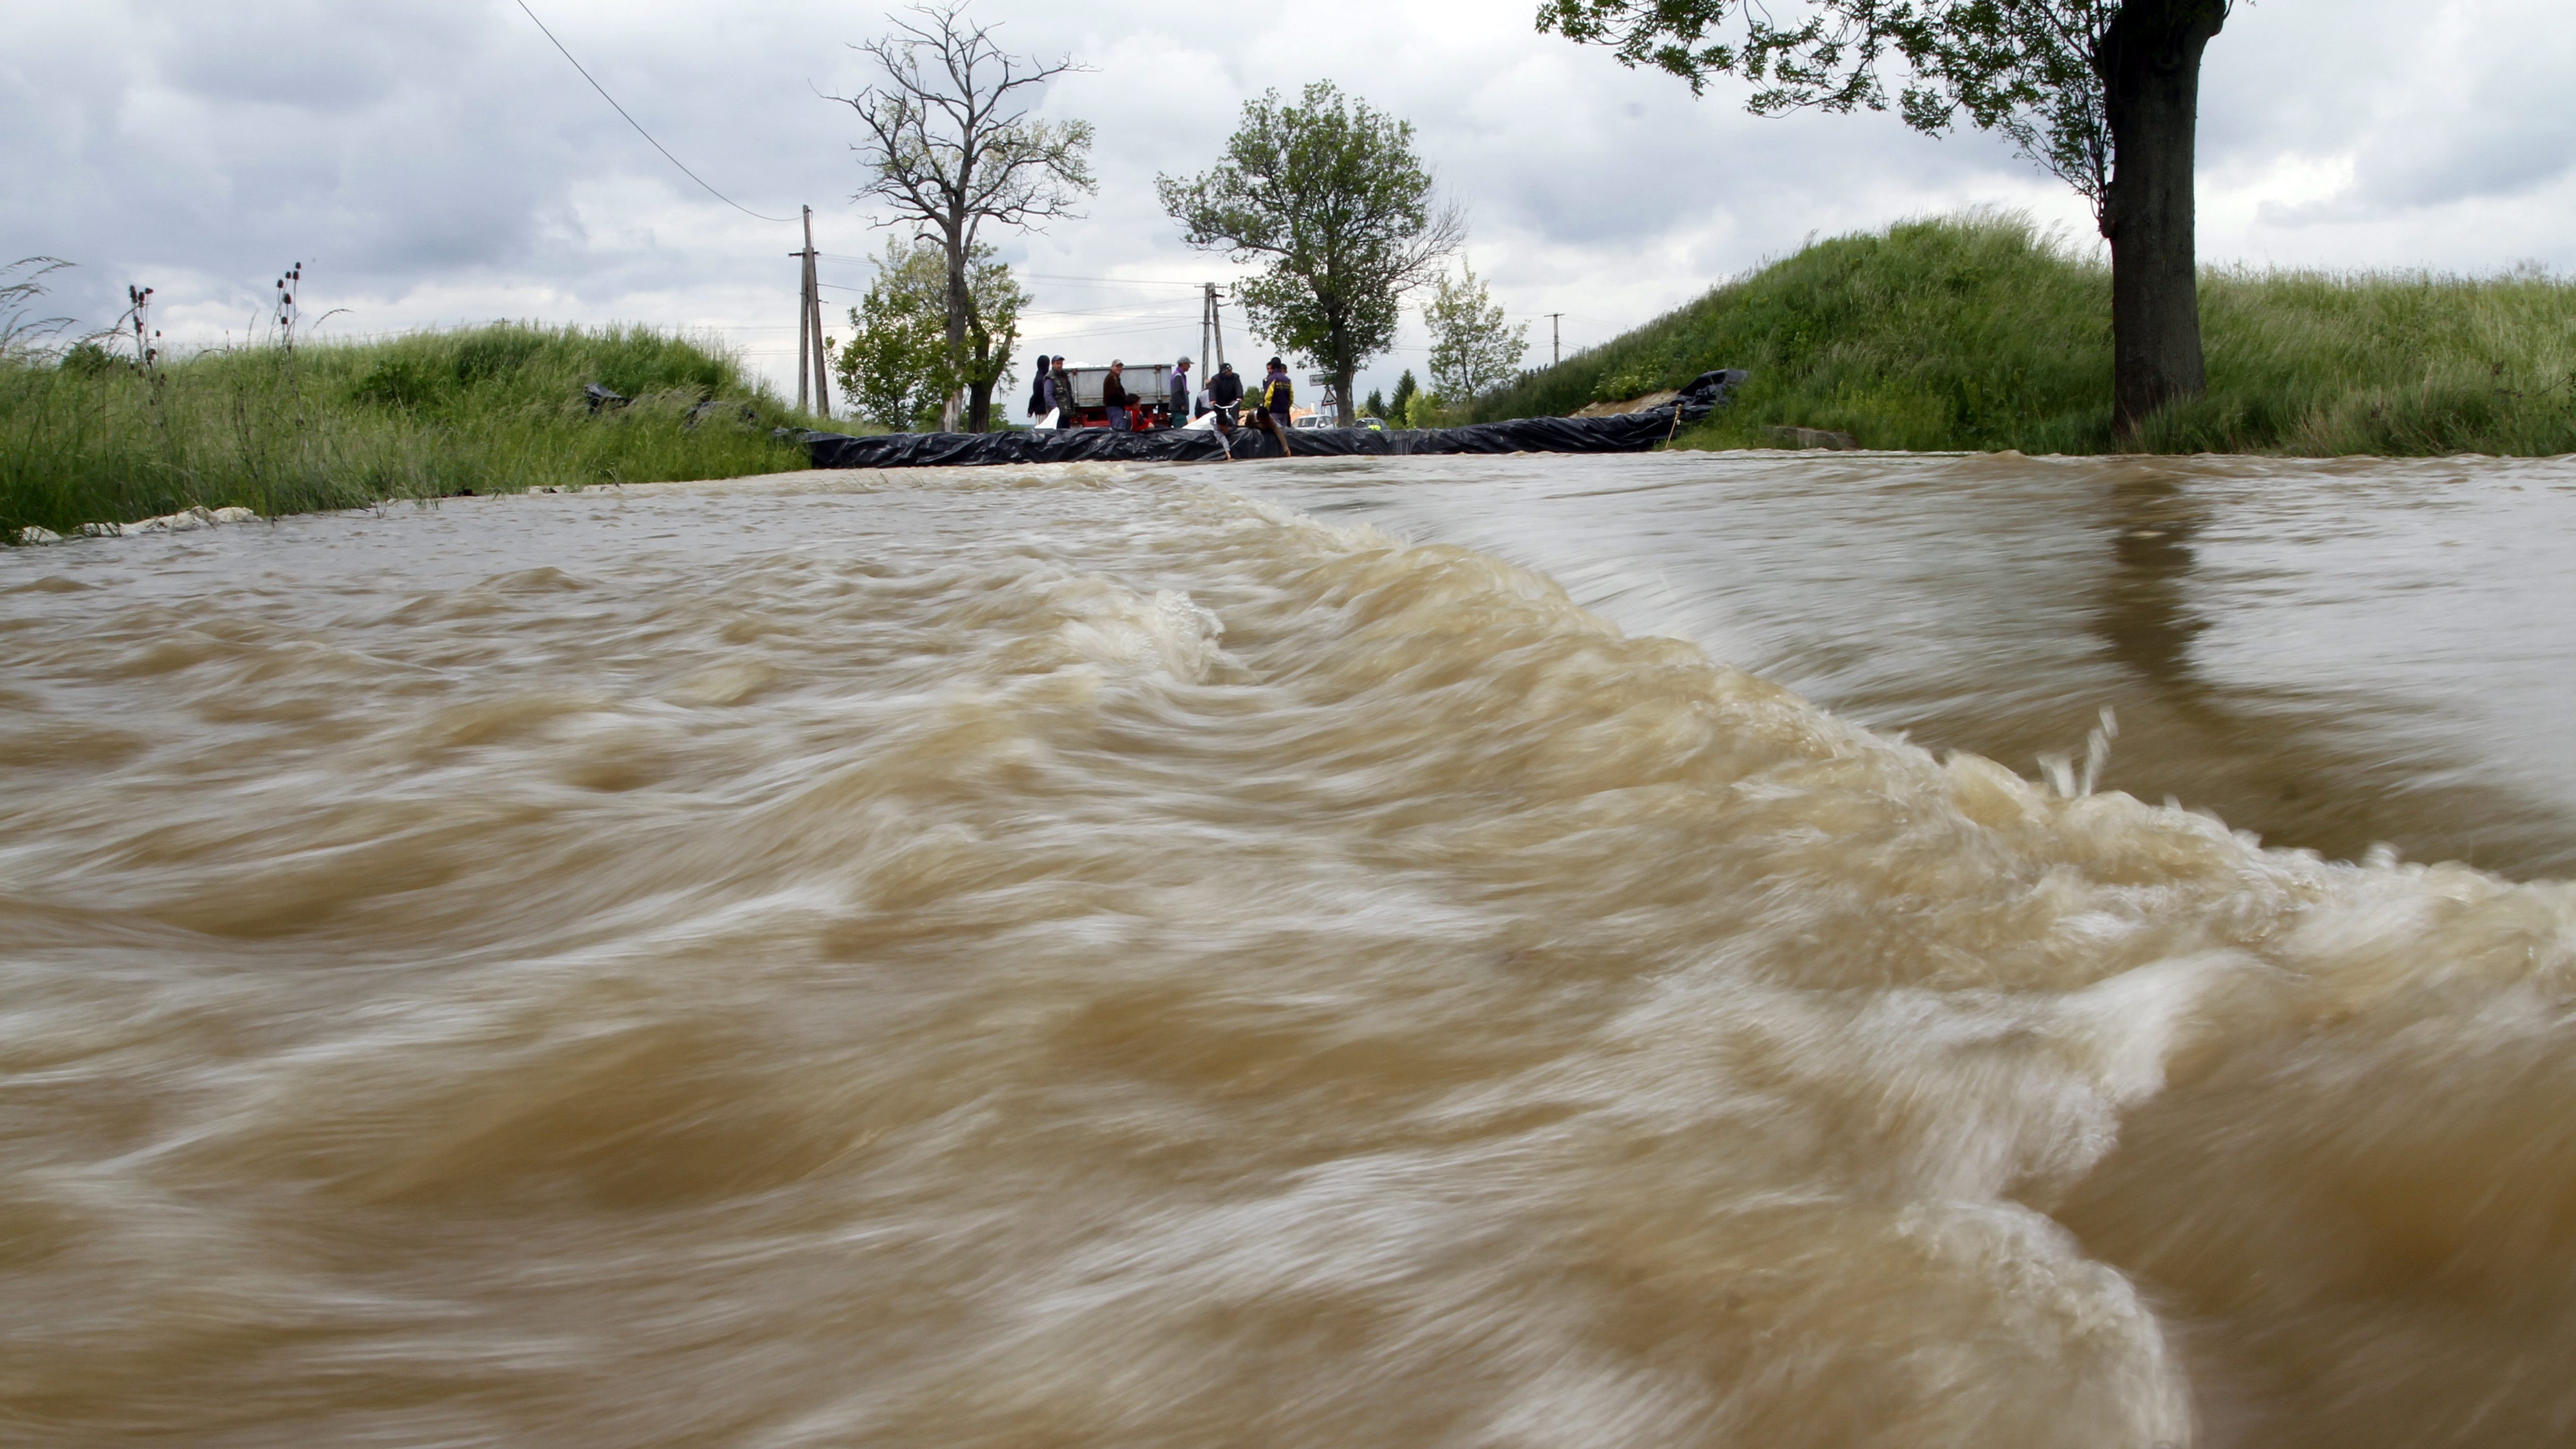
[[1261, 357, 1293, 430]]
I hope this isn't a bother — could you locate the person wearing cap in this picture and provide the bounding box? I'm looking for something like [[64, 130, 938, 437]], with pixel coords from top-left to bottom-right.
[[1168, 357, 1193, 422], [1048, 357, 1076, 427], [1102, 360, 1134, 430]]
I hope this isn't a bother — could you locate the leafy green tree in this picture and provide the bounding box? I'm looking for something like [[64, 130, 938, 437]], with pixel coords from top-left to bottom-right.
[[1159, 81, 1463, 426], [1423, 264, 1528, 402], [835, 239, 946, 430], [840, 3, 1093, 431], [1362, 386, 1387, 419], [1389, 368, 1420, 424], [835, 236, 1029, 431], [1537, 0, 2231, 436]]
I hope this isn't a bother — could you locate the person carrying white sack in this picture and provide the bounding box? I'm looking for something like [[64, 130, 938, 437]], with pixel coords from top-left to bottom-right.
[[1026, 356, 1058, 426]]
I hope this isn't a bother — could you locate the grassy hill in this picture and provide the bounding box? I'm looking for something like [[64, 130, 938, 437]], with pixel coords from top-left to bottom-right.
[[3, 322, 830, 539], [1465, 213, 2576, 456]]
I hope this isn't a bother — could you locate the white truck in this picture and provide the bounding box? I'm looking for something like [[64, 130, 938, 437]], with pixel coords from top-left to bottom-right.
[[1058, 363, 1176, 428]]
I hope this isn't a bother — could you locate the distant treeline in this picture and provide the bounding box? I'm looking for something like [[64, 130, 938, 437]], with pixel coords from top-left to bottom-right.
[[1465, 214, 2576, 456], [3, 324, 828, 538]]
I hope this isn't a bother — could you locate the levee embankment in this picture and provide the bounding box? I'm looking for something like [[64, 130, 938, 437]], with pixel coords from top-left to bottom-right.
[[1466, 213, 2576, 456]]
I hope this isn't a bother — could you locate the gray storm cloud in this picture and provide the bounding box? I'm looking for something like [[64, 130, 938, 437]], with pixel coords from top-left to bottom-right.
[[4, 0, 2569, 398]]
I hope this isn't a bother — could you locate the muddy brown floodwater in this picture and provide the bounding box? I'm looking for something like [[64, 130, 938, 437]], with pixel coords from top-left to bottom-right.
[[3, 453, 2573, 1448]]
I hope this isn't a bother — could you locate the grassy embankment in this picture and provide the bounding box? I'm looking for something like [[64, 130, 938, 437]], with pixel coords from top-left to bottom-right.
[[1466, 213, 2576, 455], [2, 323, 833, 539]]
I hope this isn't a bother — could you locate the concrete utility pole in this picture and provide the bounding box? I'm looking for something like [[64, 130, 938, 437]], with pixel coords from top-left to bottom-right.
[[800, 206, 832, 419], [1546, 312, 1564, 366], [791, 207, 828, 416], [1202, 283, 1228, 376]]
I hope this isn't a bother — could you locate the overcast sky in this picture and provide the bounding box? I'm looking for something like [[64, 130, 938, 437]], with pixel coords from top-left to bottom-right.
[[8, 1, 2573, 411]]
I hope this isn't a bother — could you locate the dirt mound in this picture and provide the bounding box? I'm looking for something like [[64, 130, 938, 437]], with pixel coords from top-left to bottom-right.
[[1567, 390, 1679, 418]]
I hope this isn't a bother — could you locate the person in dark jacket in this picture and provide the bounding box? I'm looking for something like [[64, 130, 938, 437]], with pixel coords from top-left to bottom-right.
[[1207, 362, 1243, 415], [1101, 360, 1133, 431], [1039, 357, 1071, 425], [1027, 356, 1052, 421], [1204, 362, 1243, 438], [1049, 358, 1076, 426]]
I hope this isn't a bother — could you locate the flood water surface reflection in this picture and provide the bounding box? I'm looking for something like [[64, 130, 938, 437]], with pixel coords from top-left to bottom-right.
[[2, 457, 2572, 1448], [1249, 449, 2576, 878]]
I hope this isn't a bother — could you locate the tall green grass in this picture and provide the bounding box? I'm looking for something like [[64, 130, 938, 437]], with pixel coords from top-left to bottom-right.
[[1465, 213, 2576, 455], [3, 323, 833, 538]]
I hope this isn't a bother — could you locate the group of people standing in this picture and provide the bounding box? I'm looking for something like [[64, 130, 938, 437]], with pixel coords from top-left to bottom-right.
[[1023, 353, 1302, 442]]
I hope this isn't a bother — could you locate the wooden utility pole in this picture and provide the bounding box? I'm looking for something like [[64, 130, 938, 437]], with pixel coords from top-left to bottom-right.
[[1546, 312, 1564, 366]]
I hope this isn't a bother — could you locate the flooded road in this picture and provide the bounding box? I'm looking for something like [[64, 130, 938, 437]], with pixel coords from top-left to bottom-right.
[[4, 454, 2573, 1447]]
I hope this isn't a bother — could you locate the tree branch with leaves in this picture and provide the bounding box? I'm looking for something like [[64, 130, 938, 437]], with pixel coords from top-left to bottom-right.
[[836, 1, 1092, 431], [1538, 0, 2233, 435]]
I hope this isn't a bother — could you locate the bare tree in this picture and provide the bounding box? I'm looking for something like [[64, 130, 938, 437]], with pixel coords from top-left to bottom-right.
[[835, 2, 1094, 432]]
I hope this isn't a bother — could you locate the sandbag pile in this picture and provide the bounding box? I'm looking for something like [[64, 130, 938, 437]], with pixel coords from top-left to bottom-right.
[[793, 370, 1747, 470]]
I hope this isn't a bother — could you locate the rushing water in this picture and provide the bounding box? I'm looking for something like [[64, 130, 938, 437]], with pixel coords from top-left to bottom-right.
[[1253, 450, 2576, 881], [3, 454, 2572, 1447]]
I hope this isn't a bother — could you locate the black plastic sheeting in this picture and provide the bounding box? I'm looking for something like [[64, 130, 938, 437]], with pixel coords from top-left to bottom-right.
[[791, 370, 1747, 470]]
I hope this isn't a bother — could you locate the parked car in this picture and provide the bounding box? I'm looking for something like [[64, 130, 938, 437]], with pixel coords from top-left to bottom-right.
[[1291, 411, 1380, 430]]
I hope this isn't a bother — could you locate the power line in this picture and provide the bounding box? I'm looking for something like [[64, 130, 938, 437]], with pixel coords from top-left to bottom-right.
[[1023, 306, 1199, 319], [810, 283, 1194, 324], [1024, 273, 1212, 289], [814, 258, 1210, 287], [1024, 324, 1216, 346], [810, 282, 1193, 318], [512, 0, 796, 224], [1027, 323, 1208, 340]]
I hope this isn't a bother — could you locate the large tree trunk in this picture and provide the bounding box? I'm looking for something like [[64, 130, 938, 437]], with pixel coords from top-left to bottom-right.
[[2097, 0, 2227, 439], [1327, 322, 1355, 427], [945, 227, 975, 431]]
